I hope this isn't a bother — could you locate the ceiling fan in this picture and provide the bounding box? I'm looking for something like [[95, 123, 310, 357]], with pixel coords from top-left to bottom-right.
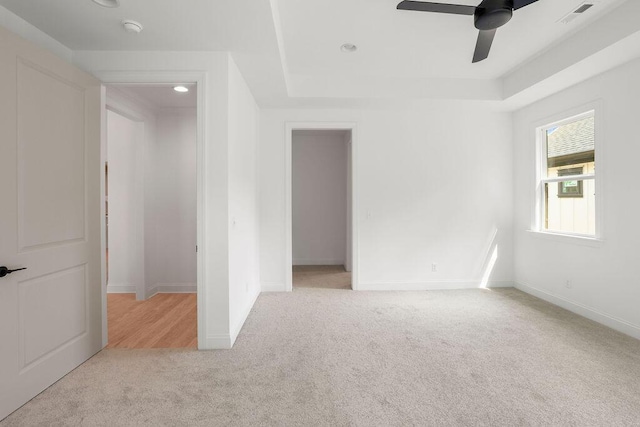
[[397, 0, 540, 63]]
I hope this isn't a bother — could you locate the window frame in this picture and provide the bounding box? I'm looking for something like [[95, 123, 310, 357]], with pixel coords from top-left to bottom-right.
[[534, 109, 601, 240]]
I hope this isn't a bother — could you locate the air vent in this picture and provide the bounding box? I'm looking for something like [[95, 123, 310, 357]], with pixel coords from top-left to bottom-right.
[[574, 4, 594, 13], [559, 2, 595, 24]]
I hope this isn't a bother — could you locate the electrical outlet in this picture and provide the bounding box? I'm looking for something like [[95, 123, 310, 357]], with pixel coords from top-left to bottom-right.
[[245, 282, 249, 292], [431, 263, 437, 273], [565, 280, 572, 289]]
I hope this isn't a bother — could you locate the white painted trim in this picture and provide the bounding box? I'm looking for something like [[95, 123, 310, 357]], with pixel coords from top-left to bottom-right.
[[358, 281, 514, 291], [98, 70, 207, 350], [106, 284, 136, 294], [285, 122, 359, 292], [100, 86, 108, 349], [293, 259, 345, 266], [525, 229, 604, 248], [230, 289, 260, 347], [515, 282, 640, 340], [540, 174, 595, 184], [205, 334, 232, 350], [345, 134, 353, 273], [487, 281, 513, 289], [261, 282, 285, 292], [145, 283, 197, 299]]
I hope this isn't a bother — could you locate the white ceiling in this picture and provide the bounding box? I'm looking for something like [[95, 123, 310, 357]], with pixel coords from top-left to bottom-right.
[[0, 0, 227, 50], [0, 0, 638, 107], [0, 0, 288, 103], [116, 84, 197, 109], [277, 0, 625, 80]]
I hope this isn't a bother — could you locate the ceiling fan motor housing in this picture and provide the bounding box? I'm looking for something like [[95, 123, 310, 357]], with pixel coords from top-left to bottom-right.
[[474, 0, 514, 30]]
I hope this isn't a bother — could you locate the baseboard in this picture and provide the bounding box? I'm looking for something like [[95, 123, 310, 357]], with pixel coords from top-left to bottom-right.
[[486, 281, 513, 288], [261, 282, 285, 292], [293, 259, 344, 266], [202, 289, 260, 350], [146, 283, 196, 299], [107, 284, 136, 293], [515, 282, 640, 340], [357, 280, 514, 291], [204, 334, 232, 350], [230, 289, 260, 347]]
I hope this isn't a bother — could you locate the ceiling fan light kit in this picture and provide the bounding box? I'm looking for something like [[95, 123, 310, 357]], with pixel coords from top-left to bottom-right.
[[474, 0, 513, 30], [397, 0, 541, 63]]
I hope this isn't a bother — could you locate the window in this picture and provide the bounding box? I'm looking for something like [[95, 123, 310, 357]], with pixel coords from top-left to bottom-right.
[[537, 111, 596, 237], [557, 167, 583, 198]]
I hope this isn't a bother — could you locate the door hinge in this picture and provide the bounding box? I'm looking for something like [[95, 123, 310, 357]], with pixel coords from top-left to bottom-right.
[[196, 245, 198, 252]]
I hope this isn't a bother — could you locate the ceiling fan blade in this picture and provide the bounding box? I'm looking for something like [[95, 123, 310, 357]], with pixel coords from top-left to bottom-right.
[[472, 29, 496, 63], [512, 0, 539, 10], [397, 1, 476, 15]]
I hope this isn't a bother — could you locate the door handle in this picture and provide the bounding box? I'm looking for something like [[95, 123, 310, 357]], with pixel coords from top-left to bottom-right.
[[0, 266, 27, 278]]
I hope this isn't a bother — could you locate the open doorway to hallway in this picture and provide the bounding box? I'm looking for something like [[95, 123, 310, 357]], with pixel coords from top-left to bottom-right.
[[105, 83, 197, 348], [291, 129, 353, 290]]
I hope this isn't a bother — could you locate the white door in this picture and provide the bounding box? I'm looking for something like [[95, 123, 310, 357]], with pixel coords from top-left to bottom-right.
[[0, 27, 103, 420]]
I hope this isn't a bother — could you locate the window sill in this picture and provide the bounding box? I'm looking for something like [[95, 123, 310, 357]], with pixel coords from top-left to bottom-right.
[[525, 230, 604, 248]]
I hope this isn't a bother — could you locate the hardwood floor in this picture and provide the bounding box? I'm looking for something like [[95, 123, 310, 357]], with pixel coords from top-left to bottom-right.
[[107, 293, 197, 349]]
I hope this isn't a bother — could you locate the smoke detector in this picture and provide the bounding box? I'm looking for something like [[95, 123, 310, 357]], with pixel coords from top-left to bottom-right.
[[558, 2, 595, 24], [340, 43, 358, 53], [122, 20, 143, 33]]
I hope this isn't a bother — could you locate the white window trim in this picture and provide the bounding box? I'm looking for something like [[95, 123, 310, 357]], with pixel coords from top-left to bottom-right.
[[532, 106, 604, 242], [525, 229, 604, 248]]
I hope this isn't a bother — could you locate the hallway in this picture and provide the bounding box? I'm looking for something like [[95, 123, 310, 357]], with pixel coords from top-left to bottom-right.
[[107, 293, 197, 349]]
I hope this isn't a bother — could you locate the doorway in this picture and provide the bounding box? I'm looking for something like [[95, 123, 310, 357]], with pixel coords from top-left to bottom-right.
[[286, 124, 358, 291], [104, 84, 198, 348]]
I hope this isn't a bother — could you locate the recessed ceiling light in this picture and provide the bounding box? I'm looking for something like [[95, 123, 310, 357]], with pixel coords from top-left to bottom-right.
[[122, 19, 144, 34], [122, 20, 143, 33], [340, 43, 357, 53], [92, 0, 119, 7], [173, 86, 189, 93]]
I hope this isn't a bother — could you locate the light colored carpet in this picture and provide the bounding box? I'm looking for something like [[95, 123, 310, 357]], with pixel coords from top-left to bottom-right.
[[3, 288, 640, 426], [293, 265, 351, 289]]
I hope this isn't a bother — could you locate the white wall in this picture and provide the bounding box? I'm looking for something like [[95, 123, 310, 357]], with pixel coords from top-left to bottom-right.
[[106, 110, 144, 294], [105, 87, 157, 300], [146, 109, 197, 296], [260, 106, 514, 291], [292, 130, 347, 266], [513, 57, 640, 339], [228, 58, 260, 345]]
